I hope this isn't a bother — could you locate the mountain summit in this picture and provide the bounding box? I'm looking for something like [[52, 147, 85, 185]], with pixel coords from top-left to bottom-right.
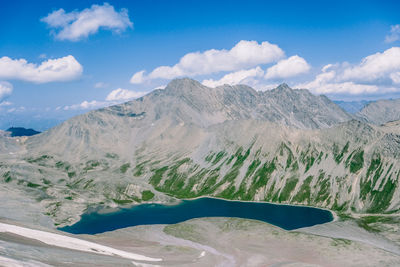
[[275, 83, 292, 91], [131, 78, 352, 129]]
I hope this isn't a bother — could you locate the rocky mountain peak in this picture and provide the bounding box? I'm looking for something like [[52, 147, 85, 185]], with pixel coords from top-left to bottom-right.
[[164, 78, 206, 95], [276, 83, 292, 91]]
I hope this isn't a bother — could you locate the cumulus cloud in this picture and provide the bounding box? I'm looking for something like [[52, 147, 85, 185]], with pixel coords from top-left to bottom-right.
[[299, 75, 379, 95], [202, 66, 264, 87], [0, 56, 82, 83], [0, 81, 13, 100], [130, 70, 146, 84], [105, 88, 146, 101], [63, 87, 147, 111], [265, 55, 310, 80], [298, 65, 380, 95], [130, 40, 284, 83], [200, 55, 309, 88], [339, 47, 400, 83], [385, 24, 400, 43], [63, 100, 108, 110], [298, 47, 400, 95], [41, 3, 133, 41]]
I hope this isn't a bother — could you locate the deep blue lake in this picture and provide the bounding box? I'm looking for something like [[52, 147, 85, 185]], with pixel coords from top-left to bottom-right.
[[59, 197, 333, 234]]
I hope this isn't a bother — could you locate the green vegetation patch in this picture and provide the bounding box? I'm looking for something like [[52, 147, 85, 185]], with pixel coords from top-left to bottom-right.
[[149, 166, 169, 186], [299, 145, 318, 173], [330, 238, 352, 247], [67, 171, 76, 178], [314, 172, 331, 203], [55, 161, 71, 171], [112, 198, 133, 205], [367, 177, 397, 213], [120, 163, 130, 173], [212, 151, 226, 165], [26, 154, 53, 164], [292, 176, 313, 203], [244, 160, 276, 200], [83, 160, 101, 171], [353, 216, 400, 233], [27, 182, 41, 188], [105, 153, 118, 159], [333, 141, 349, 164], [3, 171, 13, 183], [278, 177, 298, 202], [348, 149, 364, 173], [133, 160, 150, 176], [141, 190, 155, 201]]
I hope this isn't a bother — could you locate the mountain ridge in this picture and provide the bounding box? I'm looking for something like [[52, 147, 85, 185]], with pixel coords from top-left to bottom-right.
[[1, 78, 399, 227]]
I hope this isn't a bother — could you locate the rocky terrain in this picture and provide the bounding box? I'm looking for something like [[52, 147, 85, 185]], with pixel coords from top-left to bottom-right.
[[1, 217, 400, 267], [1, 79, 399, 225], [1, 78, 400, 266]]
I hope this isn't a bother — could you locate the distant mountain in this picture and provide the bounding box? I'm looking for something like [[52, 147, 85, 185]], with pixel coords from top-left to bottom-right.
[[1, 78, 399, 227], [356, 98, 400, 125], [6, 127, 41, 137], [334, 100, 370, 114]]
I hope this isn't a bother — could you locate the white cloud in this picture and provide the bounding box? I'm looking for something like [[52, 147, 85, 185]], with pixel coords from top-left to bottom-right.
[[200, 55, 310, 88], [63, 88, 146, 111], [130, 40, 284, 83], [265, 55, 310, 80], [0, 81, 13, 100], [202, 66, 264, 87], [300, 80, 379, 95], [63, 100, 108, 110], [0, 56, 82, 83], [7, 106, 25, 113], [0, 101, 12, 107], [298, 47, 400, 95], [105, 88, 146, 101], [94, 82, 108, 88], [41, 3, 133, 41], [385, 24, 400, 43], [130, 70, 146, 84], [340, 47, 400, 83], [298, 64, 380, 95]]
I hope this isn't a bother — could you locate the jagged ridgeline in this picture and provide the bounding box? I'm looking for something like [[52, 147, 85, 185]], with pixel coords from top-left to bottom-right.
[[1, 78, 400, 225]]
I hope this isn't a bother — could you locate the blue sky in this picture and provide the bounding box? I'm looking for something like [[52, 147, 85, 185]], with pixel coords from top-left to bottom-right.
[[1, 0, 400, 130]]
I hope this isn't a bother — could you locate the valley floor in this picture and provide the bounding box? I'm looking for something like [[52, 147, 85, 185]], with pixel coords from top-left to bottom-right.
[[1, 217, 400, 267]]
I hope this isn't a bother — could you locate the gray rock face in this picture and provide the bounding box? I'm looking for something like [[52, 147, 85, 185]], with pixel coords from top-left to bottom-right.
[[157, 79, 353, 129], [259, 83, 352, 128], [357, 98, 400, 125]]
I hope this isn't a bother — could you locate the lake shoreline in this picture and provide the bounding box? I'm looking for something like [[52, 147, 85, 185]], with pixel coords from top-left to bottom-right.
[[59, 197, 335, 235]]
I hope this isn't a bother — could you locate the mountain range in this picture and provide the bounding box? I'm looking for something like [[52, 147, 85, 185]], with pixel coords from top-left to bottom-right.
[[1, 78, 400, 226]]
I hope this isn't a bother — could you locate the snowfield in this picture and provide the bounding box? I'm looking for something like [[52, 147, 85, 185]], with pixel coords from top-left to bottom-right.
[[0, 222, 162, 262]]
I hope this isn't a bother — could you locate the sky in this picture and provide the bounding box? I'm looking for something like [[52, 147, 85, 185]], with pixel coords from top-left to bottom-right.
[[1, 0, 400, 130]]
